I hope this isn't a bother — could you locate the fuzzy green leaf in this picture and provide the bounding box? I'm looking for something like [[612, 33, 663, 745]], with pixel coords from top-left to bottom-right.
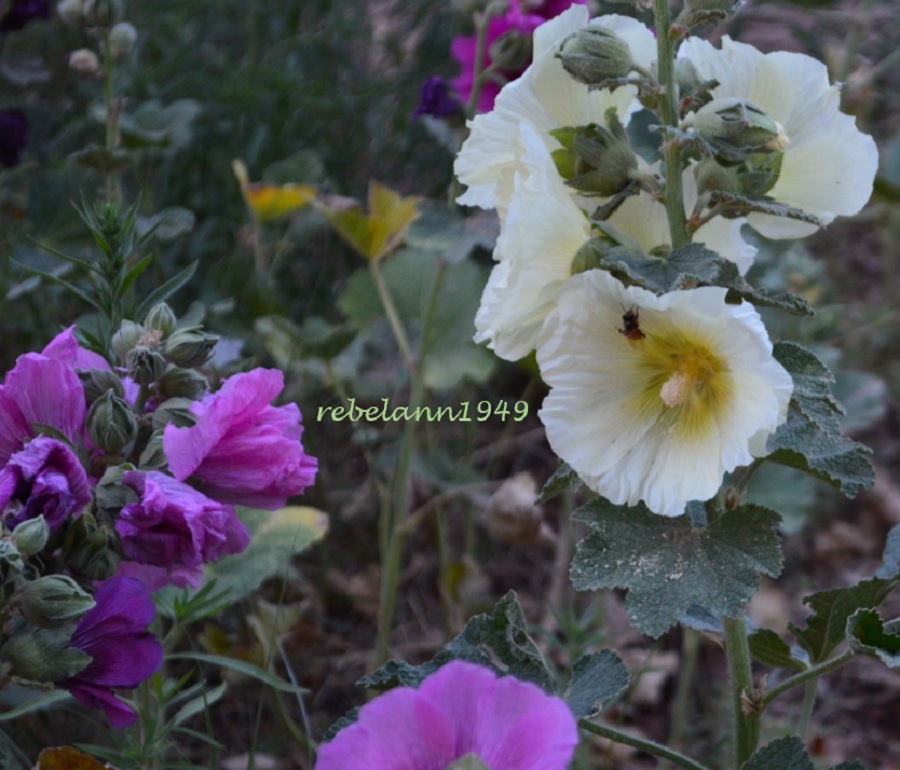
[[570, 500, 782, 638], [742, 736, 812, 770], [774, 342, 844, 429], [536, 462, 582, 505], [566, 649, 629, 717], [708, 191, 824, 227], [846, 608, 900, 667], [748, 629, 808, 671]]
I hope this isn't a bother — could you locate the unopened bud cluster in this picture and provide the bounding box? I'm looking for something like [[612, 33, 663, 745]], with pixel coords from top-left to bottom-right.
[[59, 0, 138, 80]]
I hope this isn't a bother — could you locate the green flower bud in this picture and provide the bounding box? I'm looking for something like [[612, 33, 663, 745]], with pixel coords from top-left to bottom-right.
[[0, 626, 91, 682], [0, 540, 24, 574], [87, 390, 138, 453], [57, 0, 86, 27], [157, 365, 209, 401], [489, 30, 533, 74], [151, 397, 198, 430], [77, 368, 125, 404], [11, 516, 50, 556], [108, 21, 137, 59], [550, 112, 637, 196], [126, 345, 167, 385], [144, 301, 176, 337], [556, 27, 634, 86], [164, 328, 219, 368], [684, 97, 789, 166], [68, 48, 101, 77], [13, 575, 95, 629], [83, 0, 122, 27], [111, 319, 144, 362], [61, 512, 121, 582], [138, 431, 167, 470]]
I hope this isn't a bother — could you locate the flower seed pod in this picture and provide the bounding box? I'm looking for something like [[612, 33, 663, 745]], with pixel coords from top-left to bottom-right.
[[11, 516, 50, 556], [13, 575, 95, 629], [143, 301, 176, 337], [684, 97, 789, 166], [164, 328, 218, 368], [556, 27, 634, 86], [86, 390, 138, 453]]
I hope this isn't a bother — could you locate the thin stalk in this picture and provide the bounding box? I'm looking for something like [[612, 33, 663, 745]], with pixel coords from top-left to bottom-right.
[[760, 650, 854, 709], [578, 719, 712, 770], [796, 680, 817, 737], [668, 627, 701, 752], [464, 11, 491, 120], [652, 0, 690, 250], [374, 262, 447, 665], [370, 258, 415, 373], [722, 615, 760, 765]]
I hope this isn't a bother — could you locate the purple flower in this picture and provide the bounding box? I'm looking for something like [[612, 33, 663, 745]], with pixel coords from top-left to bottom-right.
[[163, 368, 317, 509], [0, 436, 90, 533], [412, 77, 463, 119], [0, 0, 52, 33], [315, 661, 578, 770], [451, 0, 588, 113], [60, 576, 163, 728], [0, 108, 28, 168], [0, 335, 87, 466], [115, 470, 250, 591]]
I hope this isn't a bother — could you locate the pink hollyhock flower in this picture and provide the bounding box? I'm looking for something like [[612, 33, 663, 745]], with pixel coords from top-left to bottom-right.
[[60, 576, 163, 728], [115, 470, 250, 591], [452, 0, 588, 113], [315, 661, 578, 770], [0, 436, 91, 533], [162, 368, 317, 509]]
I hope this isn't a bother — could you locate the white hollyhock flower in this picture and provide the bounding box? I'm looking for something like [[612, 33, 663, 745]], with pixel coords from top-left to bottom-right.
[[455, 5, 656, 217], [536, 270, 793, 516], [475, 121, 591, 361], [680, 37, 878, 239]]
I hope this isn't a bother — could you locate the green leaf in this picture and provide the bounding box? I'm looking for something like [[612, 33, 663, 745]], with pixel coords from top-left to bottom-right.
[[773, 343, 844, 429], [12, 263, 103, 314], [170, 681, 228, 726], [571, 500, 782, 637], [202, 506, 328, 602], [120, 253, 154, 296], [748, 629, 808, 671], [168, 653, 304, 694], [404, 201, 498, 265], [597, 242, 811, 315], [741, 736, 812, 770], [134, 261, 197, 322], [0, 690, 72, 721], [361, 591, 557, 693], [875, 524, 900, 579], [566, 649, 629, 718], [789, 578, 898, 664], [708, 191, 824, 227], [536, 462, 582, 505], [846, 608, 900, 667]]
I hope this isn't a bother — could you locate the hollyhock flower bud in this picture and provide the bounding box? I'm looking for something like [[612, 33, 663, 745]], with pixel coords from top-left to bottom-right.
[[316, 661, 578, 770], [77, 367, 126, 404], [13, 575, 95, 628], [550, 115, 637, 196], [163, 368, 317, 509], [0, 437, 91, 534], [0, 540, 24, 573], [111, 320, 143, 361], [115, 470, 250, 590], [489, 28, 533, 74], [0, 108, 28, 168], [0, 626, 92, 682], [11, 515, 49, 555], [61, 513, 121, 582], [164, 328, 218, 368], [157, 366, 208, 401], [86, 390, 138, 453], [143, 301, 176, 337], [126, 345, 167, 385], [57, 0, 85, 26], [68, 48, 101, 76], [107, 21, 137, 59], [151, 397, 197, 430], [684, 97, 788, 166], [59, 576, 163, 728], [556, 26, 634, 85], [83, 0, 121, 27]]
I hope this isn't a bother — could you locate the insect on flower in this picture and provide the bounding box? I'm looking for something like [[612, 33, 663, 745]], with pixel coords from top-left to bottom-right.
[[618, 305, 645, 341]]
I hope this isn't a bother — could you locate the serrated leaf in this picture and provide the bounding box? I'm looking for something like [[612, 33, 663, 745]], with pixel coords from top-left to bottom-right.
[[202, 506, 328, 602], [748, 629, 808, 671], [566, 649, 629, 717], [570, 500, 782, 638], [708, 191, 823, 227], [361, 591, 557, 693], [766, 408, 874, 497], [742, 736, 812, 770], [788, 578, 898, 664], [846, 608, 900, 667], [773, 342, 844, 430], [536, 462, 582, 505]]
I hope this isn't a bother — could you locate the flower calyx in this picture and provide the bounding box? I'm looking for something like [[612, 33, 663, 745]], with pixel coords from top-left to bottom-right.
[[551, 111, 637, 197]]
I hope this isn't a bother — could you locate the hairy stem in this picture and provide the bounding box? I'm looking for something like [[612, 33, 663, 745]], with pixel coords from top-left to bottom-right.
[[723, 615, 760, 765], [761, 650, 855, 709], [578, 718, 712, 770]]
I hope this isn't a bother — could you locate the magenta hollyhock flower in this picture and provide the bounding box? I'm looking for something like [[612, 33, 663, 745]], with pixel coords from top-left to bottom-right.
[[41, 326, 111, 371], [162, 368, 317, 509], [451, 0, 588, 113], [0, 0, 52, 34], [315, 661, 578, 770], [0, 108, 28, 168], [0, 436, 91, 533], [115, 470, 250, 591], [60, 576, 163, 728]]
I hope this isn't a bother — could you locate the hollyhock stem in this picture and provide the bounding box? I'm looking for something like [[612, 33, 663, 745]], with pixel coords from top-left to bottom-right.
[[760, 650, 854, 709], [578, 718, 711, 770], [370, 259, 415, 373], [722, 614, 760, 765], [465, 11, 491, 119], [652, 0, 690, 250]]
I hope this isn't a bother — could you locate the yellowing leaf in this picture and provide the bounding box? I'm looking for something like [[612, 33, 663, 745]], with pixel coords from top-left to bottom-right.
[[36, 747, 119, 770], [319, 180, 420, 262], [232, 159, 316, 221]]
